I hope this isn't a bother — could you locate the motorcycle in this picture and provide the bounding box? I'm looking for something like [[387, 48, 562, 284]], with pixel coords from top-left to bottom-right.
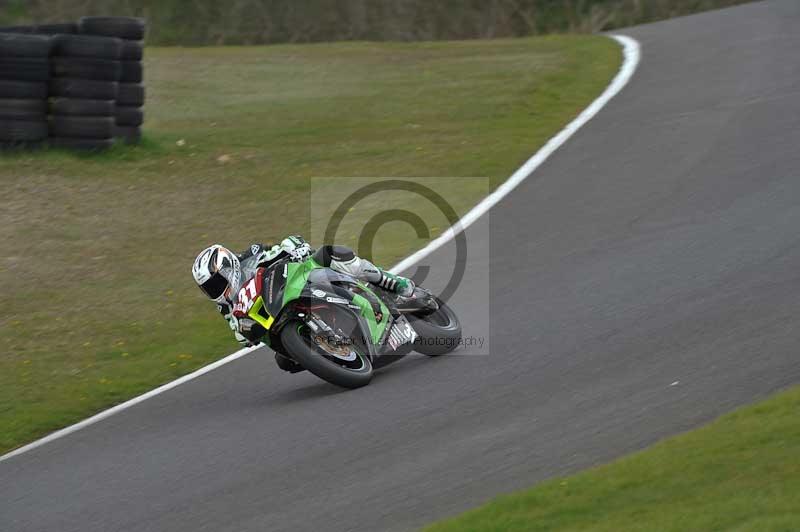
[[232, 249, 462, 388]]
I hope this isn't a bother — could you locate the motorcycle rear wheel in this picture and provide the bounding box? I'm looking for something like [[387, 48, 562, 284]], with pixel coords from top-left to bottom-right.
[[280, 321, 373, 389]]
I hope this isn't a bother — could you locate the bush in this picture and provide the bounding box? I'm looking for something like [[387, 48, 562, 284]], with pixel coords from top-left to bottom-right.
[[3, 0, 752, 46]]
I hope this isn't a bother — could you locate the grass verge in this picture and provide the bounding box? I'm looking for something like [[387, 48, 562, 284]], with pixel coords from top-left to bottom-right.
[[425, 385, 800, 532], [0, 35, 620, 454]]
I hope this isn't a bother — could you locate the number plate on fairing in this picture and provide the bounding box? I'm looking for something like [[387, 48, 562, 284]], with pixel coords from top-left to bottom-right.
[[386, 315, 417, 351]]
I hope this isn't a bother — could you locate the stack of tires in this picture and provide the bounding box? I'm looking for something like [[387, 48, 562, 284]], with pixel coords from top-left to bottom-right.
[[0, 23, 78, 35], [48, 34, 122, 151], [0, 33, 51, 149], [79, 17, 145, 145]]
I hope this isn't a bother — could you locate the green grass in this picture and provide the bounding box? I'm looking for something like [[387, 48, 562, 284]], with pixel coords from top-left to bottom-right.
[[426, 386, 800, 532], [0, 35, 620, 454]]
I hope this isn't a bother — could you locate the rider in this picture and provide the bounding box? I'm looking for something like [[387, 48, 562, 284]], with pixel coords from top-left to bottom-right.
[[191, 236, 414, 370]]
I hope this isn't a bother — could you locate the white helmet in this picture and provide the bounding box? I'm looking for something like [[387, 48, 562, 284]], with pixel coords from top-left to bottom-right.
[[192, 244, 241, 303]]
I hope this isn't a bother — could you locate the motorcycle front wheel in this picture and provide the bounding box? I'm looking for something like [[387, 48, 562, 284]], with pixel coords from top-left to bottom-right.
[[409, 298, 462, 356], [280, 320, 373, 389]]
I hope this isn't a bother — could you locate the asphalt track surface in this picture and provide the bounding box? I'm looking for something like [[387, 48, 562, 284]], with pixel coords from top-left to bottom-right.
[[4, 2, 800, 530]]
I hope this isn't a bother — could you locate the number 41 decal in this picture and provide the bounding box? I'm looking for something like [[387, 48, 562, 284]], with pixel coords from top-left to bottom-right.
[[236, 278, 258, 313]]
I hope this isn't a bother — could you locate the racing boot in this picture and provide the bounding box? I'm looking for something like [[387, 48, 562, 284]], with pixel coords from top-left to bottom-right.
[[374, 269, 415, 297]]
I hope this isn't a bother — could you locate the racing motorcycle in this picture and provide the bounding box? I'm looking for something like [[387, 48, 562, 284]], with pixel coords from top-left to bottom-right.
[[233, 250, 462, 388]]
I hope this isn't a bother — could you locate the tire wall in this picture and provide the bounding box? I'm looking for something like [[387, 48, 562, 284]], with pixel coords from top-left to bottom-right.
[[0, 17, 145, 151]]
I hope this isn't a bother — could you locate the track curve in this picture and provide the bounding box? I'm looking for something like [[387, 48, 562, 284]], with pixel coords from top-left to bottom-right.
[[3, 2, 800, 531]]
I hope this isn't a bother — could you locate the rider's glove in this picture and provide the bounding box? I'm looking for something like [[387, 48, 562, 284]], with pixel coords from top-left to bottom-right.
[[282, 236, 312, 261], [262, 236, 311, 264], [228, 315, 250, 347]]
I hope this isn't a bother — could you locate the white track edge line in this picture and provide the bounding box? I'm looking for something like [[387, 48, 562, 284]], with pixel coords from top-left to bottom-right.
[[0, 346, 261, 463], [0, 34, 640, 464], [392, 34, 640, 274]]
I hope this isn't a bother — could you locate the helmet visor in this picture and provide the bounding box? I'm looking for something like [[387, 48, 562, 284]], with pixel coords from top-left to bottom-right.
[[199, 272, 229, 300]]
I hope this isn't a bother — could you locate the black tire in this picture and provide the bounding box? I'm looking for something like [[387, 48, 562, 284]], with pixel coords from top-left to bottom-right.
[[50, 116, 114, 139], [115, 105, 143, 126], [33, 23, 78, 35], [121, 40, 143, 61], [120, 60, 142, 83], [79, 17, 146, 41], [49, 78, 117, 100], [0, 33, 52, 57], [0, 80, 46, 99], [0, 26, 34, 34], [51, 34, 122, 60], [0, 98, 46, 120], [51, 98, 114, 117], [409, 299, 462, 356], [49, 136, 114, 151], [0, 119, 48, 141], [0, 140, 45, 151], [51, 57, 121, 82], [114, 125, 141, 144], [117, 83, 144, 106], [280, 321, 373, 389], [0, 58, 50, 82]]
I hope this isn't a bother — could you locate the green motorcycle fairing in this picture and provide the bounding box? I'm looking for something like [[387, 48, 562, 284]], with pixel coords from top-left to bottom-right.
[[258, 257, 391, 345]]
